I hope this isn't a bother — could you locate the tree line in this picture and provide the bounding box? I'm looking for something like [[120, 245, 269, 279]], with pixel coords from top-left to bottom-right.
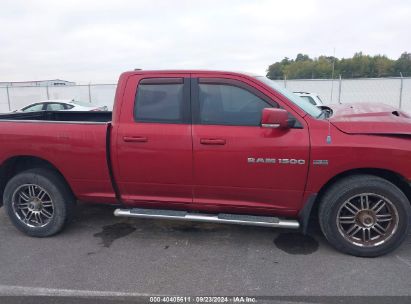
[[266, 52, 411, 80]]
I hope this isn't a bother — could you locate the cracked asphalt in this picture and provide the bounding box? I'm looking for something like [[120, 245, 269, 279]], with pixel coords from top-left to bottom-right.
[[0, 203, 411, 297]]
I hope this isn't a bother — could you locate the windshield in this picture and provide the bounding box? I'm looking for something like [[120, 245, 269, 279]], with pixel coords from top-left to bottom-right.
[[255, 76, 323, 118]]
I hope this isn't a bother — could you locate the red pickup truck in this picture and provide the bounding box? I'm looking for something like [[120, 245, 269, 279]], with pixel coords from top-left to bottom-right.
[[1, 70, 411, 257]]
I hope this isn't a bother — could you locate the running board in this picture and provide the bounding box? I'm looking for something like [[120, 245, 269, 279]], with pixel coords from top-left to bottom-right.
[[114, 208, 300, 229]]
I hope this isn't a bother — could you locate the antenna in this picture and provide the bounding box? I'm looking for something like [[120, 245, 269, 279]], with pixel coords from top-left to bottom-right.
[[326, 118, 332, 144]]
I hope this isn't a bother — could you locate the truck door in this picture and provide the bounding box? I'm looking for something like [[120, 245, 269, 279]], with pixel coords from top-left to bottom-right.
[[113, 74, 193, 205], [191, 75, 310, 214]]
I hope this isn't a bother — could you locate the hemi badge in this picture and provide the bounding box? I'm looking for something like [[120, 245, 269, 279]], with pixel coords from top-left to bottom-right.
[[313, 160, 329, 166]]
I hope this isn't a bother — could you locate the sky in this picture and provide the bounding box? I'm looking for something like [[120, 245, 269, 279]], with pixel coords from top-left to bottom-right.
[[0, 0, 410, 84]]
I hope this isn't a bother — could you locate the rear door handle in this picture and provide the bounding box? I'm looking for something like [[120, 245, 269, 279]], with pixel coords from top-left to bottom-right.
[[123, 136, 148, 143], [200, 138, 226, 145]]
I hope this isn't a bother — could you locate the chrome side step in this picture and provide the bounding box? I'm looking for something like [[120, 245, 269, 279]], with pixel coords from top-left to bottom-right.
[[114, 208, 300, 229]]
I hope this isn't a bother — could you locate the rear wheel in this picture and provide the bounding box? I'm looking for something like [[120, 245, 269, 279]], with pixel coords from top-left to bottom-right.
[[3, 168, 75, 237], [319, 175, 410, 257]]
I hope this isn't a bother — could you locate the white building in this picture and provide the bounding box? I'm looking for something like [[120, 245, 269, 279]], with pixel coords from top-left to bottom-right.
[[0, 79, 75, 87]]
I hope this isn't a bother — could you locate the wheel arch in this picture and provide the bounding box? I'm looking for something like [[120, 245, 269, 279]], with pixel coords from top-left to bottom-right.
[[316, 168, 411, 206], [300, 168, 411, 234], [0, 155, 75, 206]]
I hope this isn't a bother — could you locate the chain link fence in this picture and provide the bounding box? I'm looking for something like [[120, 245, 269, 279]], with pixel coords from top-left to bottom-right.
[[0, 84, 117, 113], [274, 76, 411, 113], [0, 77, 410, 113]]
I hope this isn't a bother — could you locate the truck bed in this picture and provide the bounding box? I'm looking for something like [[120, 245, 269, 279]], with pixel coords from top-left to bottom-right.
[[0, 112, 116, 203], [0, 111, 112, 123]]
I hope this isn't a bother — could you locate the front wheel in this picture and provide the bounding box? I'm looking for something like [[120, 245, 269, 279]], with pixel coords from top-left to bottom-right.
[[3, 168, 75, 237], [319, 175, 410, 257]]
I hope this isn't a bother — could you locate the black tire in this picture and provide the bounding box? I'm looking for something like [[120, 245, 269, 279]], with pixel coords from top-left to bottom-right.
[[319, 175, 410, 257], [3, 168, 75, 237]]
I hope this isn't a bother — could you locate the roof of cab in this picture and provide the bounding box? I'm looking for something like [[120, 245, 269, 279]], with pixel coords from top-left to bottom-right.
[[121, 69, 263, 78]]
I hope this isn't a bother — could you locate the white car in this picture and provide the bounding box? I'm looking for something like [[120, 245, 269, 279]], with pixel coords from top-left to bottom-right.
[[293, 92, 324, 107], [16, 99, 108, 112]]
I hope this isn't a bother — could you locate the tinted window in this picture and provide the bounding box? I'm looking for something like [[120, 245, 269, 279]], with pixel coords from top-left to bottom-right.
[[256, 76, 322, 118], [135, 83, 184, 123], [64, 104, 75, 109], [47, 103, 66, 111], [23, 103, 44, 112], [198, 84, 271, 126]]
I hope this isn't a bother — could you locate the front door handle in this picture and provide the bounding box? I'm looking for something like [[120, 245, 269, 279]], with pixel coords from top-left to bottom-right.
[[123, 136, 148, 143], [200, 138, 226, 145]]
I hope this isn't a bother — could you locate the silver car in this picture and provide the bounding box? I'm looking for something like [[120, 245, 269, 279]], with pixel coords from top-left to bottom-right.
[[16, 99, 108, 112], [293, 92, 324, 107]]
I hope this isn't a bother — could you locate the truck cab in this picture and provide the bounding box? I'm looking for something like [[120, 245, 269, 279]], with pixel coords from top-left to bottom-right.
[[111, 71, 310, 217]]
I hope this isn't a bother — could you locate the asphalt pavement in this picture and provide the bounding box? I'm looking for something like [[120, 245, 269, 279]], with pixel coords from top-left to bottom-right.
[[0, 202, 410, 298]]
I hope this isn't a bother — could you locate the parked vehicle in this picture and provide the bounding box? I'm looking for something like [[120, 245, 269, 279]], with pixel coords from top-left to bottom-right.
[[1, 70, 410, 257], [293, 91, 324, 106], [15, 99, 108, 112]]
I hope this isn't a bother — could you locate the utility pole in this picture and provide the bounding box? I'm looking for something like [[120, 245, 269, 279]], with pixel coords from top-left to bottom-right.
[[330, 47, 336, 103], [399, 72, 404, 109], [88, 83, 92, 103], [6, 86, 11, 111], [338, 74, 342, 104], [284, 74, 287, 88]]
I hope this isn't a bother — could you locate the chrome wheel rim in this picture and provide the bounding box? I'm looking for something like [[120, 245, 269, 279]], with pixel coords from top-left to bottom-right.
[[12, 184, 54, 228], [336, 193, 399, 247]]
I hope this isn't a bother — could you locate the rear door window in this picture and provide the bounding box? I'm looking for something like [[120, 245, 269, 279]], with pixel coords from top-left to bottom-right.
[[47, 103, 66, 111], [134, 78, 189, 123]]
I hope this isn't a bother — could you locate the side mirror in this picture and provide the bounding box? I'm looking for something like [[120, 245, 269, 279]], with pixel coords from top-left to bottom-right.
[[261, 108, 289, 129]]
